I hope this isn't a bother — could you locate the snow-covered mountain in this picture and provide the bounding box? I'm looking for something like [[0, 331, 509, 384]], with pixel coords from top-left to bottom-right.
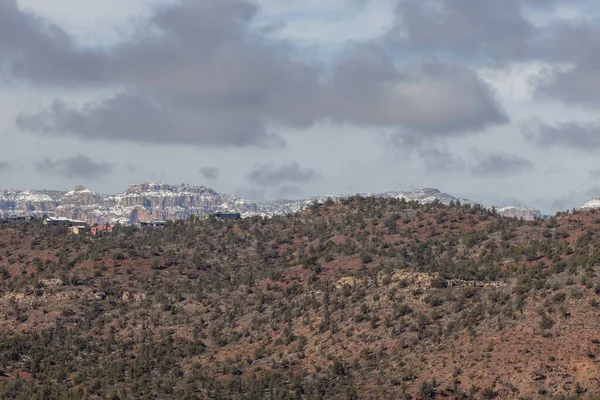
[[495, 206, 542, 221], [0, 189, 65, 217], [1, 183, 297, 224], [374, 188, 475, 205], [579, 196, 600, 210], [0, 183, 540, 224]]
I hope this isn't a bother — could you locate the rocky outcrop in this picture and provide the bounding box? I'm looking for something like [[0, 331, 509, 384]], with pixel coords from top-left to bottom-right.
[[95, 183, 232, 224], [107, 183, 227, 222], [496, 206, 542, 221], [580, 196, 600, 210], [0, 182, 498, 225], [0, 190, 63, 217], [54, 186, 107, 224], [376, 188, 475, 205]]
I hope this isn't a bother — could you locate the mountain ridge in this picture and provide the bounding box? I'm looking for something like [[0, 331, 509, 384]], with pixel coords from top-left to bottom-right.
[[579, 196, 600, 210], [0, 182, 542, 224]]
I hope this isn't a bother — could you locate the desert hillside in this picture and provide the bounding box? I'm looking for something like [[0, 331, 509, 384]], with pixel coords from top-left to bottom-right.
[[0, 197, 599, 399]]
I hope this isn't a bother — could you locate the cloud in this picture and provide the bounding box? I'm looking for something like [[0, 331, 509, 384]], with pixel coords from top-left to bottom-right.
[[14, 0, 323, 148], [329, 45, 508, 136], [550, 192, 579, 212], [582, 185, 600, 199], [12, 0, 508, 148], [0, 161, 10, 173], [535, 57, 600, 106], [0, 0, 106, 84], [531, 21, 600, 104], [234, 187, 266, 201], [419, 146, 466, 173], [17, 94, 286, 148], [496, 197, 529, 207], [34, 155, 113, 179], [590, 169, 600, 181], [385, 133, 466, 173], [199, 166, 220, 182], [533, 21, 600, 62], [383, 0, 600, 110], [386, 0, 596, 62], [471, 151, 534, 176], [524, 120, 600, 154], [275, 185, 305, 199], [247, 163, 318, 186], [388, 0, 533, 60]]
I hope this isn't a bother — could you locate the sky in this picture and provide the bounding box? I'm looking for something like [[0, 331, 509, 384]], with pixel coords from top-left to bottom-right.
[[1, 0, 600, 213]]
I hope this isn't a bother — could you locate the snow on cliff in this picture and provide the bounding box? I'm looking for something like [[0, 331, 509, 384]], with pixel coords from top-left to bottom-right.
[[496, 206, 542, 221], [0, 183, 542, 224], [580, 197, 600, 210]]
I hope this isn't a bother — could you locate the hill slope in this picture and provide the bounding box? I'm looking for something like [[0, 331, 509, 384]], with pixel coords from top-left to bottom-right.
[[0, 198, 595, 398]]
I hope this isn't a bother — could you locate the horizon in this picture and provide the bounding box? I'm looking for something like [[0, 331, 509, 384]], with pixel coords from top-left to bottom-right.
[[1, 180, 594, 215]]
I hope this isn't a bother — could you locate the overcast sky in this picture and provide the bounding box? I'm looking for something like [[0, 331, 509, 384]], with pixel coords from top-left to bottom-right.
[[1, 0, 599, 213]]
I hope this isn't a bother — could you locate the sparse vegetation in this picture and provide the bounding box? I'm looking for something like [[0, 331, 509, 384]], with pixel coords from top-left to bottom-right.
[[0, 197, 599, 398]]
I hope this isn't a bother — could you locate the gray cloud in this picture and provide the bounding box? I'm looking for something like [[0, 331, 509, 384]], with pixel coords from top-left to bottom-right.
[[17, 93, 286, 148], [385, 134, 466, 173], [389, 0, 533, 60], [531, 21, 600, 104], [590, 169, 600, 181], [471, 151, 534, 176], [496, 197, 529, 207], [583, 185, 600, 199], [247, 163, 318, 187], [330, 46, 508, 135], [534, 21, 600, 62], [35, 155, 113, 179], [384, 0, 600, 108], [524, 121, 600, 154], [0, 161, 10, 173], [420, 147, 466, 173], [199, 167, 220, 182], [234, 187, 266, 201], [13, 0, 323, 147], [388, 0, 596, 62], [12, 0, 508, 148], [550, 192, 579, 212], [0, 0, 106, 84], [275, 185, 305, 199], [535, 57, 600, 106]]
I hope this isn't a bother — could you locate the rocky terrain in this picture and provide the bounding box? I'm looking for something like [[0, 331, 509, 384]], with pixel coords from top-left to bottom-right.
[[0, 184, 473, 224], [0, 183, 542, 224], [0, 190, 64, 217], [496, 206, 543, 221], [580, 196, 600, 211], [0, 197, 599, 398]]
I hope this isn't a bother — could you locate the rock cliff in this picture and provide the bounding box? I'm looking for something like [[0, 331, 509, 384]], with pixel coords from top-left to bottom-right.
[[0, 182, 543, 225], [0, 190, 64, 217], [54, 186, 108, 224], [496, 206, 542, 221], [580, 196, 600, 210]]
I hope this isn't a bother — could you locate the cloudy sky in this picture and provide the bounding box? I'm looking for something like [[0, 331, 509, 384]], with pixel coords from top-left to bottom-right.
[[1, 0, 599, 212]]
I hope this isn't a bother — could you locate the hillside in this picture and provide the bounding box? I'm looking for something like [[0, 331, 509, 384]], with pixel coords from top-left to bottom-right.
[[0, 197, 599, 399]]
